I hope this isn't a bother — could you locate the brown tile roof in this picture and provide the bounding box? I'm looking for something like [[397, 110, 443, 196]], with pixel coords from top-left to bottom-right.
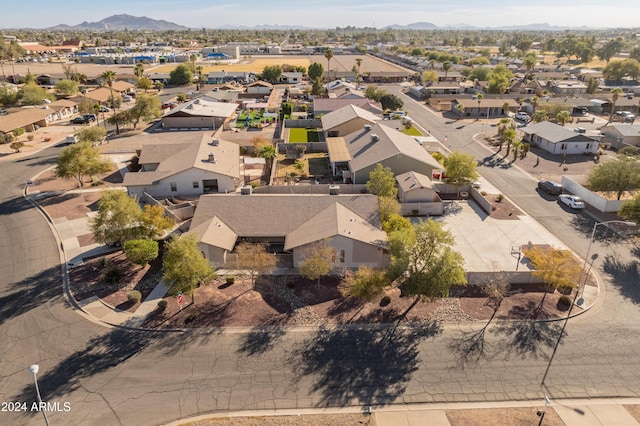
[[0, 108, 48, 133]]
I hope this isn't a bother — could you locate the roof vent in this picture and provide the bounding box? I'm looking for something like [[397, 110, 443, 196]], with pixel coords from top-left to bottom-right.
[[370, 134, 379, 142], [208, 153, 216, 163]]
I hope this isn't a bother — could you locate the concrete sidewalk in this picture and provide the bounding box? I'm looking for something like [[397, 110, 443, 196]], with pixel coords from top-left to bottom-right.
[[166, 398, 640, 426]]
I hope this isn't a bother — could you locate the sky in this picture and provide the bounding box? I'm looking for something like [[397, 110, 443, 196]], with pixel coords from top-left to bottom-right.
[[2, 0, 640, 30]]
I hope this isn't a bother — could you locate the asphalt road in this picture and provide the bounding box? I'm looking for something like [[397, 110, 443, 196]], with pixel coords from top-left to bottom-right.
[[0, 92, 639, 425]]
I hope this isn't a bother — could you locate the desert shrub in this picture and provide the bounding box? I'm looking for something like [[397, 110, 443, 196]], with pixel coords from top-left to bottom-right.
[[380, 295, 391, 307], [619, 146, 640, 156], [102, 267, 124, 284], [12, 128, 25, 137], [184, 313, 198, 325], [27, 134, 34, 141], [557, 295, 572, 309], [157, 299, 168, 311], [557, 284, 573, 295], [495, 194, 504, 203], [226, 275, 235, 285], [127, 290, 142, 303]]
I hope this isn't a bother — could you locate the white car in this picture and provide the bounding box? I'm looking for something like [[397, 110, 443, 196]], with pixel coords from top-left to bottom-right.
[[515, 112, 531, 122], [558, 194, 585, 209]]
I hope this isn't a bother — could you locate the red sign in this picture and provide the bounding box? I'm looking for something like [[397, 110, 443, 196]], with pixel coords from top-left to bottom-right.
[[177, 294, 183, 305]]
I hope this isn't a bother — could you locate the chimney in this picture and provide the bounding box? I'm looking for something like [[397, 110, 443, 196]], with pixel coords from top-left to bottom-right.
[[370, 134, 379, 142], [208, 153, 216, 163]]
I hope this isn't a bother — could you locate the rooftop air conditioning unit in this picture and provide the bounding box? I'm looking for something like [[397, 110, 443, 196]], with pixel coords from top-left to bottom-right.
[[370, 134, 379, 142], [210, 138, 219, 146], [208, 153, 216, 163], [240, 186, 252, 195], [329, 185, 340, 195], [364, 124, 372, 131]]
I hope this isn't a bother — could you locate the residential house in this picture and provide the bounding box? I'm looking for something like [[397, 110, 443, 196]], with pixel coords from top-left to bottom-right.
[[325, 80, 357, 97], [321, 104, 381, 137], [279, 72, 303, 84], [313, 98, 383, 116], [436, 70, 465, 83], [246, 81, 273, 95], [396, 171, 439, 203], [189, 193, 388, 268], [201, 90, 239, 104], [451, 98, 519, 119], [547, 80, 588, 95], [206, 71, 252, 84], [0, 107, 55, 135], [36, 74, 66, 87], [327, 121, 443, 184], [148, 73, 171, 85], [123, 133, 240, 199], [600, 124, 640, 149], [47, 100, 78, 121], [162, 98, 237, 130], [521, 121, 598, 155]]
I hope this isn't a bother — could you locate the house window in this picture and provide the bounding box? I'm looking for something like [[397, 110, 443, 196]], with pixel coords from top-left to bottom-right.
[[338, 250, 345, 263], [560, 143, 567, 151], [586, 143, 592, 150], [170, 182, 177, 192], [193, 181, 199, 189]]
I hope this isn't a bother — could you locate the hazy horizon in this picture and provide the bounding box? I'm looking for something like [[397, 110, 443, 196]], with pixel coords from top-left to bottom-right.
[[2, 1, 639, 30]]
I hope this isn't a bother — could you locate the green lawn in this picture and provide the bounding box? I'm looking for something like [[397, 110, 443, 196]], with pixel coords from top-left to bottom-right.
[[402, 126, 423, 136], [289, 128, 321, 143]]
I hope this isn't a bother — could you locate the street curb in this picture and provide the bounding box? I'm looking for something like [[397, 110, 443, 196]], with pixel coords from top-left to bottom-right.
[[161, 396, 640, 426]]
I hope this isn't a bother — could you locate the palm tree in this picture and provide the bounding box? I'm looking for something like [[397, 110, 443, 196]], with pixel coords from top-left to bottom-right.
[[531, 95, 540, 115], [609, 87, 625, 123], [101, 70, 120, 134], [476, 93, 484, 121], [442, 60, 452, 79], [6, 41, 25, 80], [324, 48, 334, 81], [503, 127, 517, 156], [556, 110, 571, 127], [195, 66, 204, 90], [355, 58, 363, 87], [134, 63, 144, 78], [523, 53, 537, 80], [189, 54, 197, 73], [0, 40, 7, 78], [455, 103, 465, 121]]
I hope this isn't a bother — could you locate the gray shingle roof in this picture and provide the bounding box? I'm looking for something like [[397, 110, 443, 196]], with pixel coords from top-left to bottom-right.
[[344, 122, 442, 172], [189, 194, 383, 250]]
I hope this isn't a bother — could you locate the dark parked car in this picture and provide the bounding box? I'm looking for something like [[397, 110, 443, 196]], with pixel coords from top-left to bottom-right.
[[83, 114, 97, 122], [538, 180, 563, 195], [70, 116, 89, 124]]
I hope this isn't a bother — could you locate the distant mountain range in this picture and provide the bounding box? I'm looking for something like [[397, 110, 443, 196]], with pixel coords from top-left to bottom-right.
[[42, 15, 596, 32], [383, 21, 589, 31], [48, 14, 188, 31]]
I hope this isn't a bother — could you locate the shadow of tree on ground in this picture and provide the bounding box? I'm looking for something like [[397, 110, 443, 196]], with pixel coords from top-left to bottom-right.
[[290, 321, 441, 408], [602, 254, 640, 304]]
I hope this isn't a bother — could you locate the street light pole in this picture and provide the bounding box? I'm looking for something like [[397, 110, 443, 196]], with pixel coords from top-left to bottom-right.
[[29, 364, 50, 426], [578, 220, 636, 293], [541, 219, 636, 386]]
